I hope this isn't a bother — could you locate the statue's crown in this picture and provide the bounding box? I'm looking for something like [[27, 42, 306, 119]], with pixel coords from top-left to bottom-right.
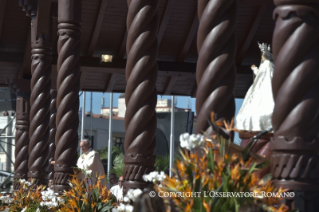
[[258, 42, 271, 52]]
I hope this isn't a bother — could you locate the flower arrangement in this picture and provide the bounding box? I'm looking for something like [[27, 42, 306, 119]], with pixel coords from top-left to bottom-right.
[[0, 169, 116, 212], [153, 113, 291, 212], [58, 169, 117, 212], [0, 178, 63, 212]]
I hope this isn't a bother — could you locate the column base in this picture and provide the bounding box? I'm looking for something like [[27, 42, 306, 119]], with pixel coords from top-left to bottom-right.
[[284, 191, 319, 212]]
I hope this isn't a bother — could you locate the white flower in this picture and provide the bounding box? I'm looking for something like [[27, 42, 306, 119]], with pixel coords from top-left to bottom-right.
[[158, 171, 166, 181], [179, 133, 205, 150], [125, 205, 133, 212], [133, 189, 142, 198], [86, 170, 92, 176], [114, 203, 134, 212], [21, 207, 27, 212], [126, 188, 142, 202], [123, 196, 130, 203], [143, 171, 167, 184], [36, 208, 40, 212], [57, 197, 65, 204], [0, 195, 13, 204]]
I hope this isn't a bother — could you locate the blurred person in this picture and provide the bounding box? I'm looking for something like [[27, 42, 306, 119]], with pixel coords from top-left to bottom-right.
[[108, 173, 118, 188], [110, 175, 124, 203], [77, 139, 106, 186]]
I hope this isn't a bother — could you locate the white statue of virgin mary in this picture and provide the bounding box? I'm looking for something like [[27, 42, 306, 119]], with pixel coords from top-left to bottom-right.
[[235, 42, 275, 132]]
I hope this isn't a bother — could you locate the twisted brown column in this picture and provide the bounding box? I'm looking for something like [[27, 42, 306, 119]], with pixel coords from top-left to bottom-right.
[[28, 16, 52, 185], [271, 0, 319, 210], [195, 0, 237, 135], [54, 0, 81, 194], [48, 89, 57, 180], [123, 0, 159, 193], [14, 95, 30, 190]]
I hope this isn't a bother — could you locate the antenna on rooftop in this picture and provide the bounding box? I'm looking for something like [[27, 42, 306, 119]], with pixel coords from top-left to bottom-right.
[[187, 98, 191, 109], [102, 94, 105, 108]]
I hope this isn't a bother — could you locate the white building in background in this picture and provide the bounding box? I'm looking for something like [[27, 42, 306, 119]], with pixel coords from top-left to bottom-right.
[[0, 115, 15, 175], [101, 95, 190, 117], [81, 95, 194, 157]]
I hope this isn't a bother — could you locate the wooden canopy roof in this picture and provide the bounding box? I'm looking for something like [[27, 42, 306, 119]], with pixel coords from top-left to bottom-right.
[[0, 0, 275, 98]]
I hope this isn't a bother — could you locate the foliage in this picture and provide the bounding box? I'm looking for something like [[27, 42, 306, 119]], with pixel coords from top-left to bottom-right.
[[112, 146, 122, 156], [110, 153, 125, 178], [155, 113, 291, 212], [98, 146, 109, 161], [155, 155, 169, 172], [97, 146, 123, 162]]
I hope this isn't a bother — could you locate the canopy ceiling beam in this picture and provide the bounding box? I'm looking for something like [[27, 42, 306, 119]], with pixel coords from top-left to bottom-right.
[[0, 0, 7, 40], [236, 5, 268, 65], [238, 0, 273, 6], [36, 0, 52, 35], [117, 31, 127, 59], [191, 83, 197, 98], [18, 27, 31, 79], [50, 0, 273, 6], [105, 73, 117, 92], [86, 0, 109, 57], [158, 0, 175, 45], [178, 12, 198, 62], [1, 56, 255, 75], [164, 76, 177, 95]]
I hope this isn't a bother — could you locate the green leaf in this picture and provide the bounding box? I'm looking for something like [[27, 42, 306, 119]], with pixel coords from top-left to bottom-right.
[[155, 154, 170, 172], [222, 174, 230, 192], [194, 176, 201, 193], [207, 149, 215, 172], [97, 146, 109, 160], [260, 173, 272, 185], [241, 139, 254, 159], [210, 183, 223, 212], [109, 153, 125, 180], [255, 160, 270, 170], [248, 163, 257, 175], [92, 187, 99, 201], [100, 205, 113, 212], [185, 164, 194, 187], [193, 196, 203, 212]]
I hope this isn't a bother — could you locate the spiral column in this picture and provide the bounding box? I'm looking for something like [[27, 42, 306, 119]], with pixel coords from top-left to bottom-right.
[[14, 95, 30, 190], [54, 0, 81, 194], [271, 0, 319, 210], [48, 89, 57, 180], [27, 15, 52, 185], [123, 0, 159, 193], [195, 0, 237, 135]]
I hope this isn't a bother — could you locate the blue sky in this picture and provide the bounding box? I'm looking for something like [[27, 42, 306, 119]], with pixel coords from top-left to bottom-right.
[[79, 92, 244, 143]]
